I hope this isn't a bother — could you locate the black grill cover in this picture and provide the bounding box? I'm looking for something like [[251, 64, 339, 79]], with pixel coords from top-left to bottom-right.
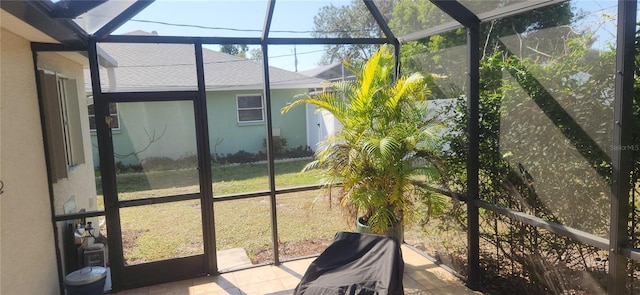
[[293, 231, 404, 295]]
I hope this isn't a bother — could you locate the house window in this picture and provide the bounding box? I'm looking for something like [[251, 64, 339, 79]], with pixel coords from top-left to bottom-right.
[[237, 95, 264, 123], [39, 70, 85, 181], [88, 103, 119, 131]]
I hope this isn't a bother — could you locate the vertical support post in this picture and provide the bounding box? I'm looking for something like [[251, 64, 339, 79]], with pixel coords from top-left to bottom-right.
[[194, 43, 217, 275], [609, 1, 636, 294], [88, 39, 123, 292], [262, 0, 280, 266], [466, 22, 481, 290], [31, 47, 65, 295], [262, 43, 280, 265], [393, 42, 401, 81]]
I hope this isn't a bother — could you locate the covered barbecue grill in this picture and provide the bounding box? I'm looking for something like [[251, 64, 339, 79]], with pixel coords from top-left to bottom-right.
[[294, 232, 404, 295]]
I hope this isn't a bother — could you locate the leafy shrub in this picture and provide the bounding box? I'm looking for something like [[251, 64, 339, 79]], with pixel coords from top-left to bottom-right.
[[112, 146, 312, 174], [212, 145, 312, 165], [263, 136, 288, 156], [114, 161, 142, 174], [283, 145, 314, 158], [141, 155, 198, 171], [223, 150, 266, 164], [140, 156, 175, 171]]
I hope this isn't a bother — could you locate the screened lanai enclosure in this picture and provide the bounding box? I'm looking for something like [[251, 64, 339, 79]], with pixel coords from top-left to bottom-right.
[[3, 0, 639, 293]]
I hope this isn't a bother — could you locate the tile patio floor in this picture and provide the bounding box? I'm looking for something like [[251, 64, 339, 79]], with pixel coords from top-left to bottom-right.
[[114, 245, 481, 295]]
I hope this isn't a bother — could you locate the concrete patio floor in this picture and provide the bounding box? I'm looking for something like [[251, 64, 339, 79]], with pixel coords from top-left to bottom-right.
[[114, 245, 481, 295]]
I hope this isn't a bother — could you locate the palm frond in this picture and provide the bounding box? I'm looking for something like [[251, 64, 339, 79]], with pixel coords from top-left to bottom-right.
[[386, 73, 424, 110], [281, 44, 446, 235]]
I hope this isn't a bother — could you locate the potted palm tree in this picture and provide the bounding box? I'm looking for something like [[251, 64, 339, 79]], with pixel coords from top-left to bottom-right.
[[282, 45, 442, 240]]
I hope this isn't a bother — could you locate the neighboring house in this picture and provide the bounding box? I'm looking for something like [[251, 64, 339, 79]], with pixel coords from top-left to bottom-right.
[[300, 62, 456, 151], [88, 31, 324, 167], [299, 62, 356, 83]]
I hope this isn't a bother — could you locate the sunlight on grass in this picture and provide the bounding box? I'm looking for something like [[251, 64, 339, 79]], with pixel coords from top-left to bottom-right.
[[276, 190, 351, 260], [96, 158, 441, 264], [97, 159, 345, 264], [120, 200, 204, 264], [214, 197, 272, 252]]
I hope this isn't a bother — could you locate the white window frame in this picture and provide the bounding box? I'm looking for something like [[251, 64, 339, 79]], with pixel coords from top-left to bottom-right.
[[57, 77, 74, 167], [88, 102, 120, 132], [236, 94, 264, 123]]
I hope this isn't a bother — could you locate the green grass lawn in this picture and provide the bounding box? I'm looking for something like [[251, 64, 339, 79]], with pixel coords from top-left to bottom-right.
[[97, 159, 325, 197], [97, 158, 442, 265], [97, 159, 349, 265]]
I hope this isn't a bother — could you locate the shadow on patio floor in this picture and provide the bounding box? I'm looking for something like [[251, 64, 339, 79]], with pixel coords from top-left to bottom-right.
[[113, 245, 481, 295]]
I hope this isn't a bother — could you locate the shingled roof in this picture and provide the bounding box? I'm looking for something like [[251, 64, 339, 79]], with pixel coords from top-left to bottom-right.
[[94, 31, 324, 92]]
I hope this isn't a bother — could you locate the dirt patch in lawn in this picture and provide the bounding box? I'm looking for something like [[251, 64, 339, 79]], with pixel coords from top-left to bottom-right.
[[121, 228, 148, 265]]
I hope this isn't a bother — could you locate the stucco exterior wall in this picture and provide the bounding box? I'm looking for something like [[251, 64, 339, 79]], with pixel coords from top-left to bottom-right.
[[37, 52, 98, 217], [0, 28, 60, 295]]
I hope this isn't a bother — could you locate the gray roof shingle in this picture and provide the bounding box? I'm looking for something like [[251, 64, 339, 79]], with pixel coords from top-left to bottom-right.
[[94, 33, 324, 92]]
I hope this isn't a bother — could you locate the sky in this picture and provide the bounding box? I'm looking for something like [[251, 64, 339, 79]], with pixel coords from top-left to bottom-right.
[[111, 0, 357, 72], [104, 0, 624, 73]]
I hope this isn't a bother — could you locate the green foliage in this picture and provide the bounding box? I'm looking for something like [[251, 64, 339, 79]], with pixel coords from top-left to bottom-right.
[[312, 0, 393, 64], [249, 48, 263, 62], [632, 22, 640, 250], [223, 150, 264, 164], [112, 155, 199, 174], [433, 12, 633, 293], [393, 1, 574, 78], [110, 145, 314, 175], [114, 161, 143, 174], [443, 35, 615, 228], [263, 136, 288, 156], [282, 145, 314, 159], [143, 155, 199, 171], [214, 145, 313, 164], [388, 0, 451, 36], [220, 44, 249, 57], [282, 45, 444, 234]]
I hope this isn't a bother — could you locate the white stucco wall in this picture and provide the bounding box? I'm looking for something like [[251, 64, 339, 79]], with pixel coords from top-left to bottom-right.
[[1, 28, 60, 294]]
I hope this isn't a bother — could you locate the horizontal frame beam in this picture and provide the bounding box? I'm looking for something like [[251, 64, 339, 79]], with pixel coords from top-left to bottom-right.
[[31, 42, 87, 52], [213, 184, 324, 202], [98, 91, 199, 102], [1, 0, 88, 45], [51, 0, 107, 19], [96, 35, 389, 45], [53, 210, 105, 222], [119, 193, 201, 208], [425, 185, 640, 262], [399, 0, 567, 44], [93, 0, 155, 39], [267, 38, 389, 45], [475, 199, 610, 250], [430, 0, 479, 28], [628, 249, 640, 261]]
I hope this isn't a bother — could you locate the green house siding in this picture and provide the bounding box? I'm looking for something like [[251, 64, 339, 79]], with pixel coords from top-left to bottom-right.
[[91, 88, 308, 167], [90, 100, 198, 167], [208, 89, 307, 157]]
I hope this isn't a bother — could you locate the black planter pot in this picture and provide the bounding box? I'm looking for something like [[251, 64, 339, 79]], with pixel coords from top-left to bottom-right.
[[355, 216, 403, 243]]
